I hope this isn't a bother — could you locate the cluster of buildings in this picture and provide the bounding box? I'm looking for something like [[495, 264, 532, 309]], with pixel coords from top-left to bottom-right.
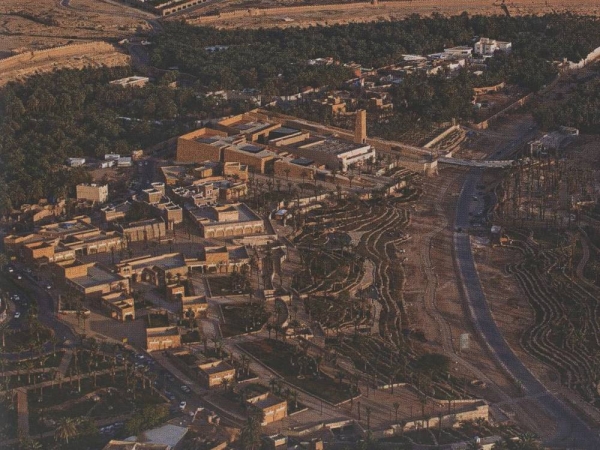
[[176, 110, 374, 176], [67, 152, 141, 169]]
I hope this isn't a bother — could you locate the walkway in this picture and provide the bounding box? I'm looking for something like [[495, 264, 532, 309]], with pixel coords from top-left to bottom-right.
[[57, 350, 73, 377], [438, 157, 514, 169], [453, 127, 600, 448], [17, 388, 29, 437]]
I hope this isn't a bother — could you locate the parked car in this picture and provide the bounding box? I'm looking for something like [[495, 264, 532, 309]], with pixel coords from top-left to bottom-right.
[[181, 385, 191, 393], [13, 312, 20, 319], [179, 401, 187, 410]]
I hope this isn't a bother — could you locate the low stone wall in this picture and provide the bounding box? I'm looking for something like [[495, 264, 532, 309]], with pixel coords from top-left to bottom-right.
[[471, 93, 533, 130], [423, 124, 460, 149], [0, 42, 118, 73]]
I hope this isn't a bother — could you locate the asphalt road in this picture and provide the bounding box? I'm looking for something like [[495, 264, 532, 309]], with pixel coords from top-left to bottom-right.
[[453, 127, 600, 448]]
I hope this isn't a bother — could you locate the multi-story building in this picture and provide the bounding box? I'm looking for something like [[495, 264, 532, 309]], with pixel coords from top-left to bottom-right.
[[185, 245, 250, 274], [54, 260, 129, 298], [100, 292, 135, 321], [76, 183, 109, 204], [276, 134, 375, 172], [246, 392, 288, 425], [222, 144, 277, 174], [101, 201, 132, 223], [117, 219, 166, 242], [215, 113, 282, 143], [197, 360, 235, 389], [187, 203, 264, 238], [115, 253, 188, 286], [176, 128, 240, 163], [146, 326, 181, 351], [474, 38, 512, 55]]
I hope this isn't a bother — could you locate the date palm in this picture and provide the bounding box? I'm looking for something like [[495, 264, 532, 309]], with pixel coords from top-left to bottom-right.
[[54, 417, 79, 444]]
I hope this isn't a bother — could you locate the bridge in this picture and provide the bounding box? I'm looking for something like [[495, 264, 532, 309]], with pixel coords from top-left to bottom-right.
[[438, 157, 514, 169]]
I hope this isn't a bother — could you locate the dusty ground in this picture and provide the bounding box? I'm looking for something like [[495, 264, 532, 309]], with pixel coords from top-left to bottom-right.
[[0, 0, 154, 54], [183, 0, 600, 28]]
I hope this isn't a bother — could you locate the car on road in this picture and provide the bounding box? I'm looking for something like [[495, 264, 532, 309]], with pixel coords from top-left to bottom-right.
[[179, 401, 187, 410], [14, 312, 20, 319], [181, 385, 191, 393]]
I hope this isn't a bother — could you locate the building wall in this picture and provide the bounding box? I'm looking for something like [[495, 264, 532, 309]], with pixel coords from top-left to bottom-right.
[[176, 129, 228, 163], [76, 184, 108, 204], [223, 147, 274, 174], [120, 221, 166, 242], [146, 327, 181, 351], [273, 160, 316, 180], [223, 162, 249, 181], [201, 220, 264, 238]]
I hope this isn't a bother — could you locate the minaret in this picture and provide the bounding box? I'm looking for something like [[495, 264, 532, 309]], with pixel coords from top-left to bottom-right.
[[354, 109, 367, 144]]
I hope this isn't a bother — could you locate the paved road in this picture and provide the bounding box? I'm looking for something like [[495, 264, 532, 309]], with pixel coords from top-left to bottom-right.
[[453, 127, 600, 448]]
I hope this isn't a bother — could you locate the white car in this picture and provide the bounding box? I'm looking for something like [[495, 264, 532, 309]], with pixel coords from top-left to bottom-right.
[[179, 401, 187, 410], [14, 312, 20, 319]]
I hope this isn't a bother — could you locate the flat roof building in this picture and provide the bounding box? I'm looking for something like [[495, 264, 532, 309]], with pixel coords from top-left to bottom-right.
[[100, 292, 135, 321], [54, 260, 129, 298], [197, 360, 235, 389], [146, 326, 181, 351], [188, 203, 264, 238], [76, 183, 109, 204]]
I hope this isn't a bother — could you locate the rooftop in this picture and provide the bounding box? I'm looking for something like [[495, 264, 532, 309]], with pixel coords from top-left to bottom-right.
[[125, 424, 188, 448], [198, 360, 234, 375], [121, 253, 187, 272], [190, 203, 261, 225], [69, 264, 124, 289], [290, 136, 369, 155]]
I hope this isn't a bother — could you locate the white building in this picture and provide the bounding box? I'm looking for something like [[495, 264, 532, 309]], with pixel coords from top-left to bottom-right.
[[474, 38, 512, 56], [443, 46, 473, 57], [67, 157, 86, 167]]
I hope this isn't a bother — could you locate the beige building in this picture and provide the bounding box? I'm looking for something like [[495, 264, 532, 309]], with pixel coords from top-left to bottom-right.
[[117, 219, 166, 242], [115, 253, 188, 286], [222, 144, 276, 174], [197, 360, 235, 389], [246, 393, 288, 425], [100, 292, 135, 321], [146, 326, 181, 351], [188, 203, 264, 238], [181, 295, 208, 316], [216, 113, 281, 143], [176, 128, 239, 163], [54, 260, 129, 298], [223, 161, 249, 181], [76, 183, 109, 204], [186, 245, 250, 274]]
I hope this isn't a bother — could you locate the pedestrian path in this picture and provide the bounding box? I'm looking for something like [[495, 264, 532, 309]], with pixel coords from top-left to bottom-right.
[[17, 387, 29, 437], [57, 350, 73, 377]]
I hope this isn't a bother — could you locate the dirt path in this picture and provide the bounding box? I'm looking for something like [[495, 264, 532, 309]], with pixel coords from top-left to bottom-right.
[[184, 0, 600, 29]]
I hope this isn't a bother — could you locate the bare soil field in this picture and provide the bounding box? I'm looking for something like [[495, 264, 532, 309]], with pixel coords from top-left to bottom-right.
[[0, 0, 154, 54], [183, 0, 600, 28]]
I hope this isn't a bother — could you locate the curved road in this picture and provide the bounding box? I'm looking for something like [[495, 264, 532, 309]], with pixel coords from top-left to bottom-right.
[[453, 127, 600, 448]]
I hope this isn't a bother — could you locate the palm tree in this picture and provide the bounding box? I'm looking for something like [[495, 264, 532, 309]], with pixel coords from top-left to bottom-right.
[[54, 417, 79, 444], [18, 437, 42, 450], [240, 415, 262, 450], [393, 402, 400, 424]]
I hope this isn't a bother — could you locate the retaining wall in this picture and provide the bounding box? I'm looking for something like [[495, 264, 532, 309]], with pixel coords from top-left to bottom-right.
[[0, 42, 118, 74]]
